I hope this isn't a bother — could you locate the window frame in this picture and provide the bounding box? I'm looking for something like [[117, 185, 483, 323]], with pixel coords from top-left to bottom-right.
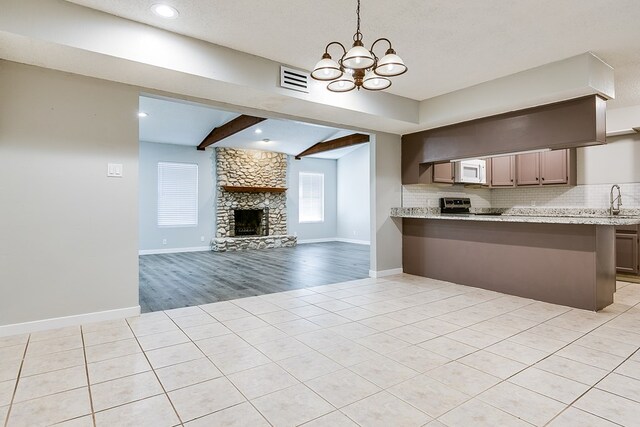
[[157, 161, 199, 228], [298, 171, 325, 224]]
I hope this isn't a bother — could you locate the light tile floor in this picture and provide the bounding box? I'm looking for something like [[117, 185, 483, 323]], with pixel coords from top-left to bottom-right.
[[2, 274, 640, 426]]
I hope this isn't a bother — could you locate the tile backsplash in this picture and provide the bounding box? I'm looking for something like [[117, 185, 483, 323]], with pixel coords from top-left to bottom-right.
[[402, 183, 640, 209], [402, 184, 491, 208]]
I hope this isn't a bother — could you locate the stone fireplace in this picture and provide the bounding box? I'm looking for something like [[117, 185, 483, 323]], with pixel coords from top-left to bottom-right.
[[211, 148, 296, 251]]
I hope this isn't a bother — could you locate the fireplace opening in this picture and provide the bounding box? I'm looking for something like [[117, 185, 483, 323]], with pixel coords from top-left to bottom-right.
[[234, 209, 265, 236]]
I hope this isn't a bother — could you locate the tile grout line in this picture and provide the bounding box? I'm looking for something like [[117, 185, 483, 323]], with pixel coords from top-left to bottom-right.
[[161, 303, 369, 425], [124, 317, 186, 427], [230, 284, 534, 423], [3, 335, 29, 427], [480, 299, 639, 426], [163, 308, 276, 426], [377, 293, 637, 424], [79, 326, 98, 427], [543, 345, 640, 426]]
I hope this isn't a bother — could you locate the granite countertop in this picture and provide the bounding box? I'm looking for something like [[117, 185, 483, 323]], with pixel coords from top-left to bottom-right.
[[390, 207, 640, 226]]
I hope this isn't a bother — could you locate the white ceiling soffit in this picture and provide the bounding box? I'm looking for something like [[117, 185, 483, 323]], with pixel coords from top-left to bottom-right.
[[65, 0, 640, 108], [139, 96, 239, 146], [139, 95, 359, 159], [0, 0, 624, 136]]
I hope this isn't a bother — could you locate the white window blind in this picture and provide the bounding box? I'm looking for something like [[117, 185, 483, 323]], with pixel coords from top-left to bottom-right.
[[157, 162, 198, 227], [299, 172, 324, 223]]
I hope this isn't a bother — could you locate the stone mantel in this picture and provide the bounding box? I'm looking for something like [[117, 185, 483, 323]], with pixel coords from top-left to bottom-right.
[[222, 185, 287, 193]]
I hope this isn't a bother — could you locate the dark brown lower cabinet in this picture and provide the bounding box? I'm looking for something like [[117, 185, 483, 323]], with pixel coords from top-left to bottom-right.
[[616, 226, 639, 275]]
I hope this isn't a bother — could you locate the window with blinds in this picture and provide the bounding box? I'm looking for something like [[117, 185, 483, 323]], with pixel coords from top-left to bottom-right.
[[157, 162, 198, 227], [299, 172, 324, 223]]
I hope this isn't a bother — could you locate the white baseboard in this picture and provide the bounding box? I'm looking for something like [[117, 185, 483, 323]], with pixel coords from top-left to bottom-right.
[[139, 246, 210, 255], [297, 238, 337, 244], [0, 306, 141, 337], [298, 238, 370, 245], [369, 268, 404, 278], [334, 238, 370, 245]]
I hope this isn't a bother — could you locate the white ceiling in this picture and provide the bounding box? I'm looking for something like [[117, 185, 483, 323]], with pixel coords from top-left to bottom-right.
[[139, 95, 359, 159], [67, 0, 640, 107]]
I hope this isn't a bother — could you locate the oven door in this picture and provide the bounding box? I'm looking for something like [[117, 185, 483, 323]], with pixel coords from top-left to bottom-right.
[[455, 160, 486, 184]]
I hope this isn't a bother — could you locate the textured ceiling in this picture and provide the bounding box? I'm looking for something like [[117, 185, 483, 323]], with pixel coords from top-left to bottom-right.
[[139, 96, 357, 159], [67, 0, 640, 107]]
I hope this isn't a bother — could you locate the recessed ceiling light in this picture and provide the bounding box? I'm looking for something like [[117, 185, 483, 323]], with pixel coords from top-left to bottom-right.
[[137, 112, 148, 118], [151, 4, 179, 19], [254, 128, 263, 134]]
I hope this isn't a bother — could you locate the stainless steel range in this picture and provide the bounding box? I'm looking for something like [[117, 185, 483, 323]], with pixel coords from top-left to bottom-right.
[[439, 197, 502, 216], [440, 197, 471, 214]]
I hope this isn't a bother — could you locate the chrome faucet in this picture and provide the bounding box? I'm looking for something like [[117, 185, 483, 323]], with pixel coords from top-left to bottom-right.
[[610, 184, 622, 216]]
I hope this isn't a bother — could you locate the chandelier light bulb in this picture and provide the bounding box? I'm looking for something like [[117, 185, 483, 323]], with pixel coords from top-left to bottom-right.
[[311, 54, 343, 81], [363, 70, 391, 91], [327, 72, 356, 92], [374, 50, 407, 77]]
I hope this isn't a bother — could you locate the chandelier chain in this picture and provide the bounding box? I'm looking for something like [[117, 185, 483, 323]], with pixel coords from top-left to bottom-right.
[[354, 0, 362, 42]]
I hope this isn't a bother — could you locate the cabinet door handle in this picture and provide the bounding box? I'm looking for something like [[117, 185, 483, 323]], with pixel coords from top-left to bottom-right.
[[541, 177, 545, 181], [536, 177, 539, 181]]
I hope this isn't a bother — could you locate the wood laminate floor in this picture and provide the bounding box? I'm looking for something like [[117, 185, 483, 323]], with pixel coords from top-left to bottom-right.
[[139, 242, 370, 312]]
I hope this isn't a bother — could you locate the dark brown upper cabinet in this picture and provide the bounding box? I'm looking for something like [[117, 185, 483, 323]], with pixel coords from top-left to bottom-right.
[[433, 163, 455, 184], [540, 150, 568, 185], [516, 153, 540, 186], [489, 155, 516, 187]]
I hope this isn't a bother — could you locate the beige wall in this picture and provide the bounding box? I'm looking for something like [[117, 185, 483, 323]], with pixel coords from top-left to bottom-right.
[[0, 61, 139, 327], [370, 132, 403, 273], [577, 134, 640, 184]]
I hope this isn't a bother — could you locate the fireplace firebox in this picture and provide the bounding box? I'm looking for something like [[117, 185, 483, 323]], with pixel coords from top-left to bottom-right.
[[233, 209, 268, 236]]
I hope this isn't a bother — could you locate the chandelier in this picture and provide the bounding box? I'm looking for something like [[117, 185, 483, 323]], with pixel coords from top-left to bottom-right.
[[311, 0, 407, 92]]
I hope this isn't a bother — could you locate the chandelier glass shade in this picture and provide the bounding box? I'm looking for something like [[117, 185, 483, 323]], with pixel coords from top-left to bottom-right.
[[311, 0, 407, 93]]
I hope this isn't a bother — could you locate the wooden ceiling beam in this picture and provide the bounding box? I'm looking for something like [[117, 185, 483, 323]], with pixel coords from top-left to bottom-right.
[[294, 133, 370, 159], [197, 115, 266, 151]]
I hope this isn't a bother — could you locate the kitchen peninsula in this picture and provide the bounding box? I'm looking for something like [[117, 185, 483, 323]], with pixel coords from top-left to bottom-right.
[[392, 207, 640, 310], [396, 94, 637, 311]]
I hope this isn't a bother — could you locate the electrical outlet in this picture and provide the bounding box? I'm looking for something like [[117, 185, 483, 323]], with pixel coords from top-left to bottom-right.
[[162, 239, 167, 245], [353, 231, 357, 236], [531, 200, 537, 207], [200, 236, 205, 242]]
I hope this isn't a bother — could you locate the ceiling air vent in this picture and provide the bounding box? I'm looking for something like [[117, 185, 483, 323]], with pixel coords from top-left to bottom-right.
[[280, 66, 309, 93]]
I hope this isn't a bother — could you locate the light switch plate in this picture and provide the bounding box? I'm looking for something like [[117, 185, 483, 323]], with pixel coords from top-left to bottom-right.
[[107, 163, 123, 178]]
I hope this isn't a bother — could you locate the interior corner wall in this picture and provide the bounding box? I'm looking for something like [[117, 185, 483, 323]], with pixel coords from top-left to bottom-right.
[[287, 156, 337, 241], [139, 141, 215, 252], [337, 145, 371, 243], [0, 61, 140, 328], [370, 133, 403, 273]]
